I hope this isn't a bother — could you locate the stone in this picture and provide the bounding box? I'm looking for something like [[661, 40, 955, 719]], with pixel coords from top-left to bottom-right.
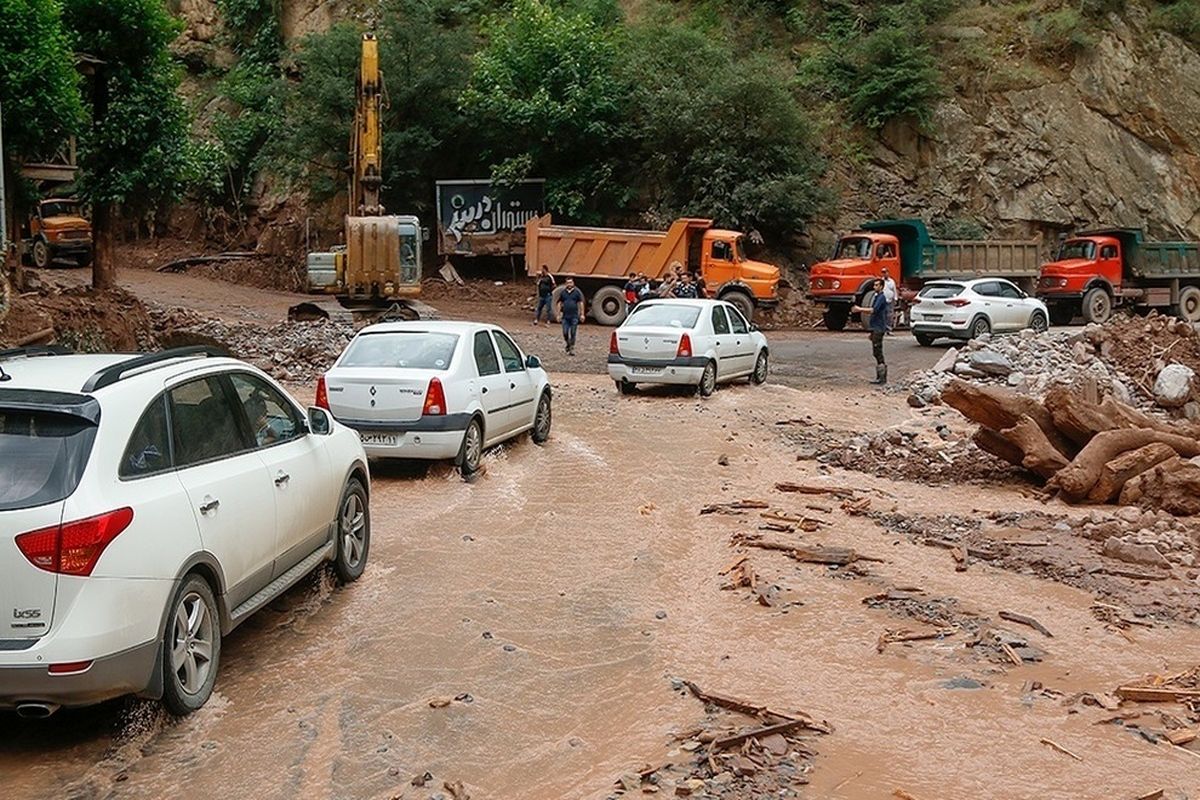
[[1185, 401, 1200, 421], [1153, 363, 1194, 408], [932, 347, 959, 373], [907, 392, 927, 408], [954, 363, 987, 378], [1007, 371, 1027, 388], [1102, 536, 1172, 569], [968, 349, 1014, 376], [1116, 506, 1143, 523]]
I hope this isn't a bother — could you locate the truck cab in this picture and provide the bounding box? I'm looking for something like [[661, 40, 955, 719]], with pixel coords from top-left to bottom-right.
[[809, 232, 902, 330], [1037, 231, 1127, 324], [22, 198, 93, 269], [700, 229, 781, 318]]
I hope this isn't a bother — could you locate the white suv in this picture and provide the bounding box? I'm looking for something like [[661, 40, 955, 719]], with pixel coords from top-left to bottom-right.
[[0, 346, 369, 717]]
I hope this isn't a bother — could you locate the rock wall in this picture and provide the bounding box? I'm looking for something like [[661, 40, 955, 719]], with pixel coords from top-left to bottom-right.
[[833, 10, 1200, 244]]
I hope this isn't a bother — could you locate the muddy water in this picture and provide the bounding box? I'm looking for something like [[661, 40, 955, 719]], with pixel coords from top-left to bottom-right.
[[2, 376, 1197, 799]]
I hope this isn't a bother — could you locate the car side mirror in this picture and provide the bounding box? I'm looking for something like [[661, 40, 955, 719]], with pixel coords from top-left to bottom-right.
[[749, 322, 759, 331], [308, 406, 333, 435], [525, 354, 542, 369]]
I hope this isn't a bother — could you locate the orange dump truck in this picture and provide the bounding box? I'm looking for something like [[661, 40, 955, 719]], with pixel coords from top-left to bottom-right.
[[808, 219, 1043, 330], [524, 214, 781, 325]]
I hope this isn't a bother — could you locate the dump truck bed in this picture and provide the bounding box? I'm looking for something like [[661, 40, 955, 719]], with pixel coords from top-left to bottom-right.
[[525, 214, 710, 280], [919, 239, 1044, 279], [1128, 241, 1200, 278]]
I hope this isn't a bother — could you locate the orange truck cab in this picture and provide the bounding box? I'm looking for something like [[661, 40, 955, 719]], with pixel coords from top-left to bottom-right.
[[525, 215, 780, 326], [22, 198, 93, 269], [809, 219, 1042, 330], [1036, 228, 1200, 325]]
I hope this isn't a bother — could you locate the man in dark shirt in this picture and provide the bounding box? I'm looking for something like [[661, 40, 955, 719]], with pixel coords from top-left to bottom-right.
[[533, 265, 556, 326], [673, 272, 699, 298], [556, 278, 586, 355], [852, 278, 889, 384]]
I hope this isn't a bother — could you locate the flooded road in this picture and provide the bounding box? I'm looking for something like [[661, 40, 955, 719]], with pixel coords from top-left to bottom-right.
[[2, 376, 1197, 799]]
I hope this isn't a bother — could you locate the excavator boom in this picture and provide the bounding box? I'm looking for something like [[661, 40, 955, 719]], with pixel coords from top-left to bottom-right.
[[352, 33, 384, 215]]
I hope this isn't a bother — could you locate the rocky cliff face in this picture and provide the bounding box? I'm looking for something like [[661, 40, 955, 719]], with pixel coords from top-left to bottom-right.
[[171, 2, 1200, 253], [835, 9, 1200, 244]]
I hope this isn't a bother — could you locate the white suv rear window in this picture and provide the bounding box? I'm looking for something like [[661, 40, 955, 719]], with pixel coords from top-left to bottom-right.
[[0, 410, 97, 510]]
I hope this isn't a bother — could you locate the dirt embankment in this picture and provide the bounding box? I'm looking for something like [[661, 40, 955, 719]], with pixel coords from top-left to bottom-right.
[[0, 285, 155, 352]]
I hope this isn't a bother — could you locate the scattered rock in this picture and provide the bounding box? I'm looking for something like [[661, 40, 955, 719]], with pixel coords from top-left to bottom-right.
[[968, 349, 1014, 377], [1102, 536, 1172, 569], [1154, 363, 1195, 408]]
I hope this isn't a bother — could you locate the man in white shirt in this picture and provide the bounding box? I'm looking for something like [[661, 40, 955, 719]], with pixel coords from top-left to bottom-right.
[[881, 267, 899, 331]]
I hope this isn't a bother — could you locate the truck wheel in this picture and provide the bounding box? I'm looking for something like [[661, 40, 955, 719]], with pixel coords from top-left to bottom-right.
[[1082, 287, 1112, 324], [32, 239, 51, 269], [1176, 286, 1200, 323], [591, 286, 627, 326], [823, 304, 850, 331], [722, 291, 754, 322], [1049, 304, 1074, 326]]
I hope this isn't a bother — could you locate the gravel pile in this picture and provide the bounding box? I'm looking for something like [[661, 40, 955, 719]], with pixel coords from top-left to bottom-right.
[[150, 305, 355, 385], [906, 314, 1200, 415]]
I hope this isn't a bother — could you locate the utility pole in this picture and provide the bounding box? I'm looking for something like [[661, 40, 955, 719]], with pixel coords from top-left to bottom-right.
[[0, 100, 8, 258]]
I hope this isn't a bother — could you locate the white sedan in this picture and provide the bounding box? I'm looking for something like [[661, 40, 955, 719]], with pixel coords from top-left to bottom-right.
[[319, 321, 552, 477], [607, 298, 769, 396], [910, 278, 1050, 346]]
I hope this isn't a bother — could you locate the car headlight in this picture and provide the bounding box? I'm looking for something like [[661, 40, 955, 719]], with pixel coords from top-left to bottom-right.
[[1058, 278, 1068, 287], [832, 280, 841, 289]]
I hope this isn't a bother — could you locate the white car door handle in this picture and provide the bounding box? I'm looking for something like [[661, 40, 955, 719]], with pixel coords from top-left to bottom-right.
[[274, 471, 290, 487], [199, 497, 220, 515]]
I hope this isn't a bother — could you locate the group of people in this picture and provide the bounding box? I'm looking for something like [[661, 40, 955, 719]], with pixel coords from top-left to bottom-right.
[[622, 262, 708, 304], [850, 267, 899, 385], [532, 262, 709, 356]]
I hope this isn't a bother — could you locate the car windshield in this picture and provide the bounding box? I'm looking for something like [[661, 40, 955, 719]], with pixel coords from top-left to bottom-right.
[[836, 237, 873, 260], [1058, 240, 1096, 261], [920, 283, 965, 299], [735, 237, 747, 261], [340, 332, 458, 370], [41, 201, 79, 217], [627, 303, 702, 328], [0, 410, 98, 511]]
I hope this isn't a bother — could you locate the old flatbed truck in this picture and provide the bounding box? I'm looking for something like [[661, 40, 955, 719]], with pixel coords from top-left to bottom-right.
[[1037, 228, 1200, 325], [809, 219, 1042, 330], [524, 214, 781, 326]]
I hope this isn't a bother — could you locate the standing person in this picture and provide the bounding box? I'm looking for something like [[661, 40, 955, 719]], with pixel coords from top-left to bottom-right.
[[658, 273, 677, 297], [694, 272, 709, 299], [624, 272, 640, 307], [557, 277, 586, 355], [851, 278, 889, 384], [881, 267, 898, 332], [673, 272, 698, 298], [533, 265, 556, 326], [637, 272, 654, 300]]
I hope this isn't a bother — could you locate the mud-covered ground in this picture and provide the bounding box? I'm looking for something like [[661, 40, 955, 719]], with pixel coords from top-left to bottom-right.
[[2, 374, 1198, 800]]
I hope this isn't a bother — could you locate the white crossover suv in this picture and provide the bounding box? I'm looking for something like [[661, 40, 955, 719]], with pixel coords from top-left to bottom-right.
[[608, 299, 770, 395], [911, 278, 1050, 345], [319, 321, 553, 478], [0, 346, 369, 717]]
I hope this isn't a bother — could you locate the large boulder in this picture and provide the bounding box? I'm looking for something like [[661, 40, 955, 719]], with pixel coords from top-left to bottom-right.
[[968, 349, 1014, 377], [1153, 363, 1194, 408]]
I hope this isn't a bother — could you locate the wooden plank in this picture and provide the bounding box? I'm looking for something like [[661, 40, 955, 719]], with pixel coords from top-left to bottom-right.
[[1116, 686, 1200, 702], [999, 610, 1054, 638]]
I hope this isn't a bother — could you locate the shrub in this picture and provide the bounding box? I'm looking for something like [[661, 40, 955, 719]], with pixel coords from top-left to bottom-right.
[[1153, 0, 1200, 46], [1030, 8, 1095, 58]]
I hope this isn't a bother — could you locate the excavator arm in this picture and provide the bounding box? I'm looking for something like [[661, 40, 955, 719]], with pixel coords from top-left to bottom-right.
[[351, 33, 384, 215]]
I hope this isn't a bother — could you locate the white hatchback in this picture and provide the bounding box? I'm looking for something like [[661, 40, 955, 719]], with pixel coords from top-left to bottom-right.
[[0, 346, 369, 717], [607, 299, 770, 395], [319, 321, 553, 477], [911, 278, 1050, 345]]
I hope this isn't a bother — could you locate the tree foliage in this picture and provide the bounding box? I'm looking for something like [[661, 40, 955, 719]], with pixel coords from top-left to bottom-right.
[[622, 22, 826, 232], [1153, 0, 1200, 45], [0, 0, 82, 162], [63, 0, 192, 213], [459, 0, 630, 218]]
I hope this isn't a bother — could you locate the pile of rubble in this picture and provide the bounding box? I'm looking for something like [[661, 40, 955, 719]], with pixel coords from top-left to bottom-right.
[[942, 378, 1200, 514], [610, 681, 828, 799], [150, 305, 354, 385]]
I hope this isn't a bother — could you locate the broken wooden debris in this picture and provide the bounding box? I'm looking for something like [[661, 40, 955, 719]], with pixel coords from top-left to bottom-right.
[[876, 628, 954, 653], [737, 536, 885, 566], [1000, 642, 1024, 666], [681, 681, 832, 734], [773, 482, 855, 498], [998, 610, 1054, 638], [950, 545, 967, 572], [1116, 686, 1200, 703], [700, 499, 770, 515], [711, 717, 823, 750], [1093, 566, 1171, 581], [1039, 737, 1083, 761]]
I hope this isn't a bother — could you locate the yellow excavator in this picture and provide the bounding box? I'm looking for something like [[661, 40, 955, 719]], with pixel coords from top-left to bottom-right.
[[301, 33, 426, 319]]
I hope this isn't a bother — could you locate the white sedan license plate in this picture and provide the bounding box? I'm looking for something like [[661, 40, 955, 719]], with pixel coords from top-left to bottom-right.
[[359, 432, 398, 446], [632, 366, 661, 375]]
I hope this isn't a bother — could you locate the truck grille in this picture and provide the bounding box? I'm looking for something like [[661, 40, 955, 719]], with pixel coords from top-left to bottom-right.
[[60, 229, 90, 240]]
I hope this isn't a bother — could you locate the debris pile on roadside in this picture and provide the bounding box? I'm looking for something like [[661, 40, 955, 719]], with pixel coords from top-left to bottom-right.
[[150, 305, 355, 384], [941, 377, 1200, 514], [610, 681, 829, 799], [869, 509, 1200, 623], [0, 284, 157, 352], [906, 313, 1200, 415]]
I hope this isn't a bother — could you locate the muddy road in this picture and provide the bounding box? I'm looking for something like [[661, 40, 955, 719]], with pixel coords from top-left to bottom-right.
[[3, 375, 1197, 799], [40, 265, 952, 390]]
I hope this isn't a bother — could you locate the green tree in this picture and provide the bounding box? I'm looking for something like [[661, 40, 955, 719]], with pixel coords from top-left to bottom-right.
[[622, 22, 826, 236], [63, 0, 192, 288], [0, 0, 83, 249], [274, 0, 476, 218], [459, 0, 630, 218]]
